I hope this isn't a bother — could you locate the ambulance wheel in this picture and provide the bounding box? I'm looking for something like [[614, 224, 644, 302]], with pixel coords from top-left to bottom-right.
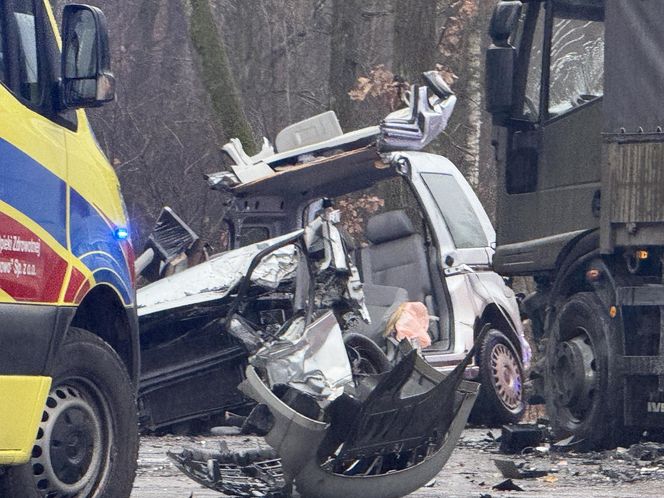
[[545, 292, 623, 450], [0, 327, 138, 497], [474, 328, 526, 425]]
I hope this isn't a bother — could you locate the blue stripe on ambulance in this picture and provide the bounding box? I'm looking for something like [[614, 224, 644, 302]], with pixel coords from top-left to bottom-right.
[[68, 180, 132, 304], [0, 138, 67, 247], [0, 137, 132, 304]]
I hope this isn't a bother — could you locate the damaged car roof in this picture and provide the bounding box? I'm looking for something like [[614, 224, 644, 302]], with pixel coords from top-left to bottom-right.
[[231, 147, 395, 199]]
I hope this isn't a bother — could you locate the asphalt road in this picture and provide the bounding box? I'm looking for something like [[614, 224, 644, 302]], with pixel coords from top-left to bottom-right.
[[131, 429, 664, 497]]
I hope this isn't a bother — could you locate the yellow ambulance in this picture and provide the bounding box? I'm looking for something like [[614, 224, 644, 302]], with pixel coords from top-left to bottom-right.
[[0, 1, 138, 496]]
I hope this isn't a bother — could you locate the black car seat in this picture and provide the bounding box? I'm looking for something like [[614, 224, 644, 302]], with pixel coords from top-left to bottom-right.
[[361, 210, 433, 304]]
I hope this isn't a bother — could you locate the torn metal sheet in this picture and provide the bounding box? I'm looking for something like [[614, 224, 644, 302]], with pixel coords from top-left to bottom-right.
[[304, 209, 369, 322], [211, 71, 457, 190], [137, 232, 301, 316], [379, 83, 457, 152], [252, 311, 353, 401], [494, 459, 548, 479], [206, 170, 240, 190]]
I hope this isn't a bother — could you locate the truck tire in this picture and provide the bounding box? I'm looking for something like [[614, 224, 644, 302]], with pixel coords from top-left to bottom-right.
[[474, 328, 526, 425], [0, 327, 138, 498], [545, 292, 622, 450]]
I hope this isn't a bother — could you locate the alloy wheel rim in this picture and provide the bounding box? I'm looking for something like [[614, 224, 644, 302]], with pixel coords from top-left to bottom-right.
[[490, 343, 522, 411]]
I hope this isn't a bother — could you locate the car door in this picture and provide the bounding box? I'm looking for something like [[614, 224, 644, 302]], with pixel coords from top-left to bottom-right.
[[407, 152, 497, 361], [411, 153, 495, 268], [0, 0, 69, 304]]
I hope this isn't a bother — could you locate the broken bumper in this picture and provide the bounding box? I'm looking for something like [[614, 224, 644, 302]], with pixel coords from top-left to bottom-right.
[[239, 361, 479, 498]]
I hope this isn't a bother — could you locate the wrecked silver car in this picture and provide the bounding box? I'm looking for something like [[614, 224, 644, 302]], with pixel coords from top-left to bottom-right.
[[135, 71, 530, 495]]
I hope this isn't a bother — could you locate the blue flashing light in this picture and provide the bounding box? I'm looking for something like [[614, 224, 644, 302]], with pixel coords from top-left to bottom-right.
[[115, 227, 130, 240]]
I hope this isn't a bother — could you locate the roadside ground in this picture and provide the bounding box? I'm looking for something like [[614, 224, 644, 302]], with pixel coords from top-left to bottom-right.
[[131, 428, 664, 497]]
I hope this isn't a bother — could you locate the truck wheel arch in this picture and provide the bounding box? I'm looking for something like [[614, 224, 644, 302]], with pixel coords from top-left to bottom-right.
[[546, 230, 620, 334], [62, 285, 139, 384]]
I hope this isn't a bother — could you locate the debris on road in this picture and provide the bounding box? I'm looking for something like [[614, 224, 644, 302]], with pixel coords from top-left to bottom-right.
[[169, 442, 285, 497], [493, 458, 548, 479], [499, 424, 546, 454], [492, 478, 524, 492], [132, 430, 664, 497]]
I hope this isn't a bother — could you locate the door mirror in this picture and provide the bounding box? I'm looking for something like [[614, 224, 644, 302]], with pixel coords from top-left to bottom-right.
[[485, 1, 520, 124], [60, 4, 115, 109], [489, 1, 522, 46], [485, 45, 515, 123]]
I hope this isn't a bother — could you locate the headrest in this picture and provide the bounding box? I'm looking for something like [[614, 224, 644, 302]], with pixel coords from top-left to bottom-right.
[[366, 210, 416, 244]]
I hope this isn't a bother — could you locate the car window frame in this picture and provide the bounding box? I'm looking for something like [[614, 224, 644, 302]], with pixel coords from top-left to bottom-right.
[[3, 0, 48, 109], [419, 172, 490, 251]]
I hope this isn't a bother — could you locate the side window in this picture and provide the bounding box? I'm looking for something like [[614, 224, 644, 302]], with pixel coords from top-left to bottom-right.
[[421, 173, 488, 249], [548, 16, 604, 116], [239, 226, 270, 248], [333, 177, 423, 245], [12, 0, 41, 105]]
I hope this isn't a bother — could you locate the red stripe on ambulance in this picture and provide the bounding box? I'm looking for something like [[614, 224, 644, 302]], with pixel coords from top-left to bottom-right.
[[64, 266, 87, 303], [0, 212, 67, 302]]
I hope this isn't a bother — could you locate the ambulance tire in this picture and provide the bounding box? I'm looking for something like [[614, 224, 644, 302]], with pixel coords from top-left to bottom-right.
[[0, 327, 138, 498]]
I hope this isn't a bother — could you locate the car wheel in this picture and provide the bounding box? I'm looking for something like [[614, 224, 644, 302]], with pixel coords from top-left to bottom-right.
[[545, 292, 623, 450], [0, 327, 138, 498], [344, 333, 391, 375], [474, 328, 525, 425]]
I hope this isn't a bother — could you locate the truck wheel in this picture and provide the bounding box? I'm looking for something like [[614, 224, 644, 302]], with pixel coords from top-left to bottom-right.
[[545, 292, 622, 450], [0, 327, 138, 498], [474, 328, 525, 424]]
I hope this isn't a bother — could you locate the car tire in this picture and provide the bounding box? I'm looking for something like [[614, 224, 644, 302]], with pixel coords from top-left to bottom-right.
[[544, 292, 623, 450], [0, 327, 138, 498], [344, 333, 391, 375], [474, 328, 526, 425]]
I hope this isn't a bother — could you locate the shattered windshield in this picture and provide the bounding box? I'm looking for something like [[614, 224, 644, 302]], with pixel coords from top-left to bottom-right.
[[521, 4, 545, 121], [548, 16, 604, 116]]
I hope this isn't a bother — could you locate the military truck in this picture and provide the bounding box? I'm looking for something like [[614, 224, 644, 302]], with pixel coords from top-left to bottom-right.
[[485, 0, 664, 448]]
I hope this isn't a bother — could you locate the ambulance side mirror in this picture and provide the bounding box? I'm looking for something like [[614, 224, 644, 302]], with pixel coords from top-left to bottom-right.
[[60, 4, 115, 109]]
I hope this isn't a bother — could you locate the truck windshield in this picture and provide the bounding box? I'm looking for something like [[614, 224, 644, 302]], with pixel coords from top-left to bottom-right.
[[549, 15, 604, 116], [522, 4, 545, 121], [516, 3, 603, 122]]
